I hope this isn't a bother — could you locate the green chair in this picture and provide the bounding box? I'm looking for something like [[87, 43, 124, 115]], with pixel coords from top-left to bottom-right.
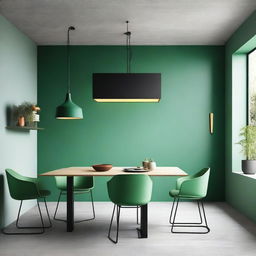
[[3, 169, 52, 235], [53, 176, 95, 223], [107, 174, 153, 243], [169, 168, 210, 234]]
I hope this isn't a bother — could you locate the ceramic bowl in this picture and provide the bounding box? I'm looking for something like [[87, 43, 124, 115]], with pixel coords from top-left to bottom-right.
[[92, 164, 112, 172]]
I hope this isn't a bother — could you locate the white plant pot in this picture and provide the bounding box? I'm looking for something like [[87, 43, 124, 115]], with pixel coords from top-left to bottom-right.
[[148, 161, 156, 170]]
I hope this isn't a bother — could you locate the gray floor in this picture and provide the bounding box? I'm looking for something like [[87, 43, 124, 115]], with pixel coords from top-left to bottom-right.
[[1, 202, 256, 256]]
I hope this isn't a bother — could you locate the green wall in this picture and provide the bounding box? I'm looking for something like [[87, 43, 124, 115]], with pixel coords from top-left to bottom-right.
[[38, 45, 225, 201], [0, 15, 37, 228], [225, 11, 256, 222]]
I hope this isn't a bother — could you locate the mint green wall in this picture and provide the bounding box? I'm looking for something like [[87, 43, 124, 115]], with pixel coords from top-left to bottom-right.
[[225, 11, 256, 222], [0, 15, 37, 228], [38, 45, 225, 202]]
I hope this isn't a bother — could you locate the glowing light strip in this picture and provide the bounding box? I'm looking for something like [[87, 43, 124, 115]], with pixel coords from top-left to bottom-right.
[[94, 99, 160, 103], [56, 117, 83, 119]]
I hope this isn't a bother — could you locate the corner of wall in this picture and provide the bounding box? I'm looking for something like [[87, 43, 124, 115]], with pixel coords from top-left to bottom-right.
[[0, 15, 37, 228]]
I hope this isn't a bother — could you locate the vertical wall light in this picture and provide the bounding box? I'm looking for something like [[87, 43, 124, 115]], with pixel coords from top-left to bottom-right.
[[209, 113, 214, 134], [56, 26, 83, 119]]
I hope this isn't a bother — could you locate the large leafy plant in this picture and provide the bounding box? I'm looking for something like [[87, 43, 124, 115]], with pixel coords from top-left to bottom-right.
[[238, 125, 256, 160]]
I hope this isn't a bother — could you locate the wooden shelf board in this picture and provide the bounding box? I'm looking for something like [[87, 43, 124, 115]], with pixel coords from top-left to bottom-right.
[[6, 126, 44, 130]]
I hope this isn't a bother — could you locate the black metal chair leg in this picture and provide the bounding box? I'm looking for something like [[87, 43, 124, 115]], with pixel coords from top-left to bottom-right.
[[16, 200, 49, 230], [197, 200, 203, 224], [108, 204, 121, 244], [37, 200, 45, 233], [108, 204, 116, 241], [200, 201, 210, 233], [170, 199, 210, 234], [90, 190, 96, 219], [53, 191, 62, 221], [15, 200, 23, 228], [2, 200, 48, 235], [75, 190, 95, 223], [171, 198, 179, 233], [43, 198, 52, 228], [16, 199, 51, 229], [169, 197, 177, 224], [15, 200, 44, 230], [54, 190, 96, 223], [169, 199, 203, 225]]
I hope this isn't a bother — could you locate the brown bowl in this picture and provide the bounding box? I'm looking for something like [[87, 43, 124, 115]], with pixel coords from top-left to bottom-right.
[[92, 164, 112, 172]]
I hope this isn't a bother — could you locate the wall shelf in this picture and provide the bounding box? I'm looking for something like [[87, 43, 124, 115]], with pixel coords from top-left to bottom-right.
[[6, 126, 44, 131]]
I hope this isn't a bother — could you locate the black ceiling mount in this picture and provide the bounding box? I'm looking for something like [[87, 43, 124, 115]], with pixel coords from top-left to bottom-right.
[[124, 21, 132, 73], [124, 21, 131, 36]]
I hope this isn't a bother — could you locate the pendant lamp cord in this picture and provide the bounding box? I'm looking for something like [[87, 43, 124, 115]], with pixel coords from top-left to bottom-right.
[[67, 26, 75, 93], [125, 21, 132, 73]]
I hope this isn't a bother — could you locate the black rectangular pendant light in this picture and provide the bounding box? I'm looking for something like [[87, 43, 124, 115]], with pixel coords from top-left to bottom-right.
[[93, 73, 161, 102]]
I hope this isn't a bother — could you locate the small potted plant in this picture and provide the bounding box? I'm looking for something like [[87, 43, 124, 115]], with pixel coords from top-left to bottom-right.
[[15, 102, 35, 127], [237, 125, 256, 174]]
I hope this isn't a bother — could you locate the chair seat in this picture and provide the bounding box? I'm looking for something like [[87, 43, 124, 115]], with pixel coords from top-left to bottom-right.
[[169, 189, 203, 199], [39, 189, 51, 197], [60, 189, 91, 194]]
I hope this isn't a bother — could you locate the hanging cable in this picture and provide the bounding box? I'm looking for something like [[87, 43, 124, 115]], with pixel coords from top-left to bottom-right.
[[67, 26, 75, 93], [124, 21, 132, 73]]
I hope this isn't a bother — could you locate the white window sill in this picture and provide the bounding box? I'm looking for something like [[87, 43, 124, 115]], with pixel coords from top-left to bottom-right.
[[233, 172, 256, 179]]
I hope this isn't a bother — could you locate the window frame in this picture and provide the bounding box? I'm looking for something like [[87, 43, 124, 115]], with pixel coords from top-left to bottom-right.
[[247, 47, 256, 125]]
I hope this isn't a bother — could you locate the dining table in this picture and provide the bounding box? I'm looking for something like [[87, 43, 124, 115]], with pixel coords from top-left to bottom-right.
[[40, 166, 187, 238]]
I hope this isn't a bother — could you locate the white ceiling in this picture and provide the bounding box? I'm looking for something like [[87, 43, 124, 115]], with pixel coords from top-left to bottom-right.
[[0, 0, 256, 45]]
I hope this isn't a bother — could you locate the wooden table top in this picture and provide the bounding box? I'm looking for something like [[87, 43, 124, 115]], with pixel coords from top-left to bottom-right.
[[40, 166, 187, 177]]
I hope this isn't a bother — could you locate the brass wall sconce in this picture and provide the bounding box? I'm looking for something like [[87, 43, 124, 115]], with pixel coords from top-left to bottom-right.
[[209, 113, 214, 134]]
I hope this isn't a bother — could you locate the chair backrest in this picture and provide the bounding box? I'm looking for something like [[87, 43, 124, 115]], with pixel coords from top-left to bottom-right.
[[55, 176, 94, 191], [5, 169, 38, 200], [107, 174, 153, 206], [179, 168, 210, 198]]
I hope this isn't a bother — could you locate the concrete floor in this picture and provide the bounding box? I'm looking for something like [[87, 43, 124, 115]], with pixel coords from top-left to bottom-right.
[[1, 202, 256, 256]]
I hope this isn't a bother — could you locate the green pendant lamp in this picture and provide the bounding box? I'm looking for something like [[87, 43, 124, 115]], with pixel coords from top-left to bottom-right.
[[56, 26, 83, 119]]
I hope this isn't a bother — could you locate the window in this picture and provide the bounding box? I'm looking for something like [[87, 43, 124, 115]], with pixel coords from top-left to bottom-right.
[[248, 49, 256, 125]]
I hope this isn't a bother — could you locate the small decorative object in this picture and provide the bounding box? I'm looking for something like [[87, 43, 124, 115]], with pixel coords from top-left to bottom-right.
[[15, 102, 34, 126], [237, 125, 256, 174], [18, 116, 25, 127], [142, 158, 150, 169], [92, 164, 112, 172], [148, 159, 157, 171], [32, 105, 40, 127]]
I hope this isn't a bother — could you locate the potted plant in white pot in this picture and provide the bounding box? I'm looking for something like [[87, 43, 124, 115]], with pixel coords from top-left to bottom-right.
[[238, 125, 256, 174]]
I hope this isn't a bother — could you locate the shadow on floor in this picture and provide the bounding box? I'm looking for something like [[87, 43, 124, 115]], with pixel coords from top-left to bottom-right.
[[214, 202, 256, 236]]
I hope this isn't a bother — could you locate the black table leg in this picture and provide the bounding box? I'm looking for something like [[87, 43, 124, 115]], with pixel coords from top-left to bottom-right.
[[137, 204, 148, 238], [67, 176, 74, 232]]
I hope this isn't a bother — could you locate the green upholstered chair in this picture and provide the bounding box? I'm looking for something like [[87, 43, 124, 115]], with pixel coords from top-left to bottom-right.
[[169, 168, 210, 234], [107, 174, 153, 243], [3, 169, 52, 235], [53, 176, 95, 223]]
